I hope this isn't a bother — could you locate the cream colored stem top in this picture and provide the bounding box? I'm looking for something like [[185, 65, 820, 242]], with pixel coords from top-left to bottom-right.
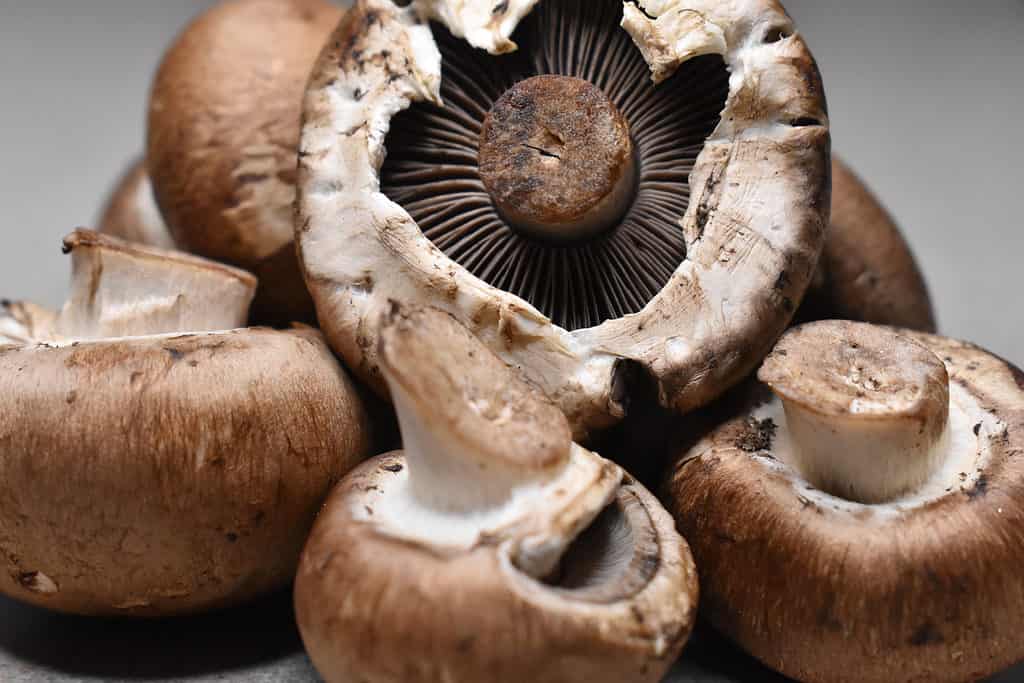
[[371, 305, 620, 577], [758, 321, 950, 503], [49, 230, 257, 341]]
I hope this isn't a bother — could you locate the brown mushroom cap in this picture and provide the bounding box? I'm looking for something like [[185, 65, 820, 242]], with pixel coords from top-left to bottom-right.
[[665, 320, 1024, 683], [147, 0, 344, 325], [295, 306, 697, 683], [797, 157, 936, 331], [0, 231, 370, 616], [297, 0, 830, 439], [97, 158, 176, 249]]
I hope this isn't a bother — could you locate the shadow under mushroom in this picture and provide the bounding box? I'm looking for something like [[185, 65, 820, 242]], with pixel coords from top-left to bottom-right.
[[0, 591, 311, 680]]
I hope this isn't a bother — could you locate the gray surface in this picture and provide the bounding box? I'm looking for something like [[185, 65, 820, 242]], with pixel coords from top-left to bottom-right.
[[0, 1, 1022, 682]]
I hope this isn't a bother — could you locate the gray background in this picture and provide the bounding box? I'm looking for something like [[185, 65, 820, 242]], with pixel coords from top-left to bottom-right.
[[0, 1, 1022, 681]]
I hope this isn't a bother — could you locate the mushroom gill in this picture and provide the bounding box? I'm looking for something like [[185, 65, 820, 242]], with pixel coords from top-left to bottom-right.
[[545, 483, 660, 604], [381, 0, 730, 330]]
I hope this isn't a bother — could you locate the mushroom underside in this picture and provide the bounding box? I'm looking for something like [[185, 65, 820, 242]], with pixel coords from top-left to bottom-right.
[[382, 0, 730, 330]]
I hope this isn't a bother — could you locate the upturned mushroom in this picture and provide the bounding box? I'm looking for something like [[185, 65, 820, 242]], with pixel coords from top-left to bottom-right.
[[295, 305, 698, 683], [0, 230, 370, 616], [297, 0, 830, 439], [798, 157, 936, 331], [148, 0, 344, 325], [97, 158, 176, 250], [665, 319, 1024, 683]]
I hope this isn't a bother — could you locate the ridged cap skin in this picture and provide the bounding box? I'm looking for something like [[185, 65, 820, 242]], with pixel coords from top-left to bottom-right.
[[147, 0, 344, 325], [798, 157, 936, 331], [295, 306, 698, 683], [0, 231, 370, 616], [665, 321, 1024, 682], [97, 158, 176, 250], [296, 0, 830, 440]]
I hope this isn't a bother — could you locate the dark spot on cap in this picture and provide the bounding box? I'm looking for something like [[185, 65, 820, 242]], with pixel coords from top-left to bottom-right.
[[382, 463, 404, 473], [909, 622, 944, 646], [736, 417, 777, 453], [164, 347, 185, 362], [973, 422, 982, 436], [226, 533, 239, 543]]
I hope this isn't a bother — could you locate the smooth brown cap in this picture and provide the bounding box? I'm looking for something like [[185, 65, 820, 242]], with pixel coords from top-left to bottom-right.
[[0, 326, 370, 616], [147, 0, 344, 325], [798, 157, 936, 331]]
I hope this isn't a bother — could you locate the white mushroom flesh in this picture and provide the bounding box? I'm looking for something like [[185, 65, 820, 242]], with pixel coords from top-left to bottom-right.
[[414, 0, 541, 54], [21, 232, 257, 345]]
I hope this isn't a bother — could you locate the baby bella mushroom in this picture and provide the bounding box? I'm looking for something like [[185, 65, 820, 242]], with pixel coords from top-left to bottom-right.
[[297, 0, 830, 438], [798, 157, 936, 331], [97, 158, 176, 250], [148, 0, 345, 325], [665, 320, 1024, 683], [295, 306, 698, 683], [0, 230, 370, 616]]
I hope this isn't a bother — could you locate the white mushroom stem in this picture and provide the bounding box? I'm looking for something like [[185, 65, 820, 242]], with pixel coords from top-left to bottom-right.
[[51, 230, 256, 341], [374, 306, 620, 577], [758, 321, 951, 504]]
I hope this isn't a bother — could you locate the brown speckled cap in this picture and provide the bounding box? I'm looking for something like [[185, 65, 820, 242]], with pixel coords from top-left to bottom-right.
[[0, 230, 370, 616], [297, 0, 830, 439], [665, 320, 1024, 683]]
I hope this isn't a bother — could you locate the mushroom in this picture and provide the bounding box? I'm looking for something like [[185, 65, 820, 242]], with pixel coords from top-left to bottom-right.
[[296, 0, 830, 439], [664, 319, 1024, 683], [295, 305, 698, 683], [97, 158, 176, 250], [0, 230, 370, 616], [147, 0, 345, 326], [798, 157, 936, 331]]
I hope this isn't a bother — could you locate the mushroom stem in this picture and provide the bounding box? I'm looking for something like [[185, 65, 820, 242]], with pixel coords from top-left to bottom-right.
[[478, 75, 638, 243], [375, 305, 620, 576], [52, 230, 256, 341], [758, 321, 950, 503], [378, 304, 574, 511]]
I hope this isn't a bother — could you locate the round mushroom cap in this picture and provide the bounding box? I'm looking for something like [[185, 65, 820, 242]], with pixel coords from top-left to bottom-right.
[[0, 231, 371, 616], [797, 157, 936, 331], [0, 327, 369, 616], [147, 0, 344, 326], [295, 305, 698, 683], [664, 320, 1024, 683], [97, 158, 176, 250], [297, 0, 830, 439]]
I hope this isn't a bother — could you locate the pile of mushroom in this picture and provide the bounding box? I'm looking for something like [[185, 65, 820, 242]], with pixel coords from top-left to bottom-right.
[[0, 230, 370, 615], [4, 0, 1021, 681]]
